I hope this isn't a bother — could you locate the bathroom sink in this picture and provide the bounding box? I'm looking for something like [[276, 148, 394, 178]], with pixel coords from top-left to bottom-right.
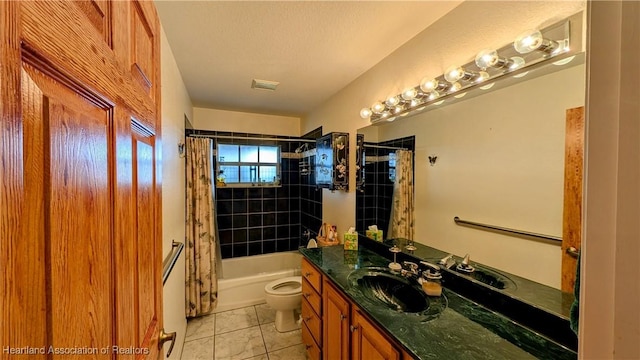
[[450, 265, 516, 290], [347, 267, 442, 314]]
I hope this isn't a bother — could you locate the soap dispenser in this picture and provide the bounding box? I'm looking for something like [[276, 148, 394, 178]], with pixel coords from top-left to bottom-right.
[[420, 261, 442, 297]]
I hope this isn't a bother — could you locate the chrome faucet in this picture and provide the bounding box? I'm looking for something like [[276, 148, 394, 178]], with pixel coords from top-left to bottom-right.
[[456, 253, 475, 273], [401, 261, 420, 278], [438, 254, 455, 268], [419, 261, 442, 279]]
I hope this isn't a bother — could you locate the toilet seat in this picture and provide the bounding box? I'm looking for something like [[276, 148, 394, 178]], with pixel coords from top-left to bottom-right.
[[265, 276, 302, 296]]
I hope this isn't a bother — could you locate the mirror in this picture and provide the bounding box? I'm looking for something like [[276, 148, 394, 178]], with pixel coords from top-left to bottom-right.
[[356, 53, 586, 290]]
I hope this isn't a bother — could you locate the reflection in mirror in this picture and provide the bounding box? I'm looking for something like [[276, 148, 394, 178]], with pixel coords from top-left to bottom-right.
[[356, 53, 586, 290], [355, 136, 415, 240]]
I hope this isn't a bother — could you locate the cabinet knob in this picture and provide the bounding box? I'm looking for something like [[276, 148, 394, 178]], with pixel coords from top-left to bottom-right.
[[304, 272, 312, 277], [350, 325, 359, 332], [340, 313, 346, 320], [303, 292, 311, 298], [305, 344, 313, 350], [304, 316, 312, 322]]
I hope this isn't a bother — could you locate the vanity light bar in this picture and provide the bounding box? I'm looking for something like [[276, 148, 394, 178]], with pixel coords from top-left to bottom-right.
[[360, 20, 570, 124]]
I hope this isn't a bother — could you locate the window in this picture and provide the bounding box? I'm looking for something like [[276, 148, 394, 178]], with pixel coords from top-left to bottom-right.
[[216, 144, 281, 187]]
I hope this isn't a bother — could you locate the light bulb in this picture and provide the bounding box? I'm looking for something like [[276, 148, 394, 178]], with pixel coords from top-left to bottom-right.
[[509, 57, 525, 70], [393, 105, 403, 114], [427, 91, 440, 101], [385, 96, 400, 107], [475, 49, 500, 70], [514, 29, 558, 54], [444, 66, 464, 83], [409, 99, 420, 107], [420, 78, 440, 92], [514, 30, 542, 54], [371, 102, 385, 114], [476, 71, 490, 83], [401, 88, 417, 101], [381, 111, 391, 119], [449, 82, 462, 92], [359, 108, 372, 119]]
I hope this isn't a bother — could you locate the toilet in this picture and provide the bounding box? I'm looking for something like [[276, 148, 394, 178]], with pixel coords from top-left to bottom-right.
[[264, 276, 302, 332]]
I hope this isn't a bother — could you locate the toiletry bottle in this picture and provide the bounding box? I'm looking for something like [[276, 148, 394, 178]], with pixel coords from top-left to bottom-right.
[[422, 269, 443, 297]]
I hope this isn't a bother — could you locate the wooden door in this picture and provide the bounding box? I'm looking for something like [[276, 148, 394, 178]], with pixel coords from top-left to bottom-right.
[[1, 1, 163, 359], [561, 106, 585, 292], [351, 308, 400, 360], [322, 281, 350, 360]]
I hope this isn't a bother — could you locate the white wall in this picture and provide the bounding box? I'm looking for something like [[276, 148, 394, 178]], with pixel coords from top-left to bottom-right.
[[302, 1, 586, 245], [160, 26, 192, 360], [375, 64, 585, 288], [193, 107, 300, 136]]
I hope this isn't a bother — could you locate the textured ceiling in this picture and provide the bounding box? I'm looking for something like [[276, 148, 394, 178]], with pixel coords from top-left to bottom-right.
[[155, 1, 462, 116]]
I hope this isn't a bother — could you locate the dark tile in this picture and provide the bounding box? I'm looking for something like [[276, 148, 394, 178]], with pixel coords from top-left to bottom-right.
[[277, 186, 290, 198], [290, 186, 300, 198], [263, 188, 276, 198], [248, 241, 263, 256], [290, 225, 301, 239], [263, 213, 275, 226], [276, 198, 288, 211], [216, 200, 233, 215], [263, 240, 276, 254], [248, 188, 263, 198], [288, 238, 300, 251], [249, 228, 262, 241], [233, 243, 248, 258], [217, 215, 232, 230], [233, 229, 247, 243], [233, 188, 247, 199], [290, 199, 300, 211], [290, 211, 300, 224], [277, 225, 290, 238], [249, 214, 262, 227], [221, 244, 233, 259], [276, 239, 289, 252], [233, 214, 247, 228], [248, 200, 262, 213], [263, 199, 276, 212], [263, 226, 276, 240], [233, 200, 247, 213], [276, 212, 289, 225], [217, 189, 233, 200], [219, 230, 233, 245]]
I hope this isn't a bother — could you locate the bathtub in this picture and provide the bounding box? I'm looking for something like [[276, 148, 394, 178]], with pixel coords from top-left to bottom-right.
[[215, 251, 302, 313]]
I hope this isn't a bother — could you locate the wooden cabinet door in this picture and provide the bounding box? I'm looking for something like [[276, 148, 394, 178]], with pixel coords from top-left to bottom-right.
[[1, 1, 163, 359], [351, 308, 400, 360], [322, 281, 350, 360]]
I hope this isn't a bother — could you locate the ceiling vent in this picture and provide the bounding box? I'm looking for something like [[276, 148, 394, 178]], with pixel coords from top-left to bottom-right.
[[251, 79, 279, 91]]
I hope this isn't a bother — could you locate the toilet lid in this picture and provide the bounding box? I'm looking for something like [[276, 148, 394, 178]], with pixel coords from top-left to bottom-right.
[[265, 276, 302, 296]]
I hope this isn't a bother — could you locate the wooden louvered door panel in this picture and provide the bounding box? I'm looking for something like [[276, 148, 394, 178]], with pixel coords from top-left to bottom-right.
[[1, 1, 162, 359]]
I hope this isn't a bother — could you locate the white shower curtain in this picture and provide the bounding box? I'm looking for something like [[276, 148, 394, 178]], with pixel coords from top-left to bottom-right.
[[388, 150, 414, 240], [185, 137, 219, 317]]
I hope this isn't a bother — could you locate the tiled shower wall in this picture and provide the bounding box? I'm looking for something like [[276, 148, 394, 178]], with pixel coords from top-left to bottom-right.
[[186, 129, 323, 259], [356, 136, 415, 237]]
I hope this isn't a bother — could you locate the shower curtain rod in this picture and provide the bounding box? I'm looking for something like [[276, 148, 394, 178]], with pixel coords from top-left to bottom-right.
[[187, 133, 316, 143], [364, 144, 407, 150]]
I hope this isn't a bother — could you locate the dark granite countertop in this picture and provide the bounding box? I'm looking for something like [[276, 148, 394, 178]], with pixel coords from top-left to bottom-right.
[[299, 245, 576, 360]]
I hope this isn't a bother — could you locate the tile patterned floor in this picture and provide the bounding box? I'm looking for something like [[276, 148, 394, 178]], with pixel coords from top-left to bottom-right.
[[181, 303, 305, 360]]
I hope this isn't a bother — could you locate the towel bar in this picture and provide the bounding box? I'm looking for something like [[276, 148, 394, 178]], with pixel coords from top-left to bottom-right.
[[453, 216, 562, 243], [162, 240, 184, 285]]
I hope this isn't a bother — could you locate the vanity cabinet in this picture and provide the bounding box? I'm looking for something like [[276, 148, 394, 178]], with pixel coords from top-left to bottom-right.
[[323, 280, 351, 359], [351, 307, 400, 360], [303, 257, 414, 360], [301, 258, 323, 360]]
